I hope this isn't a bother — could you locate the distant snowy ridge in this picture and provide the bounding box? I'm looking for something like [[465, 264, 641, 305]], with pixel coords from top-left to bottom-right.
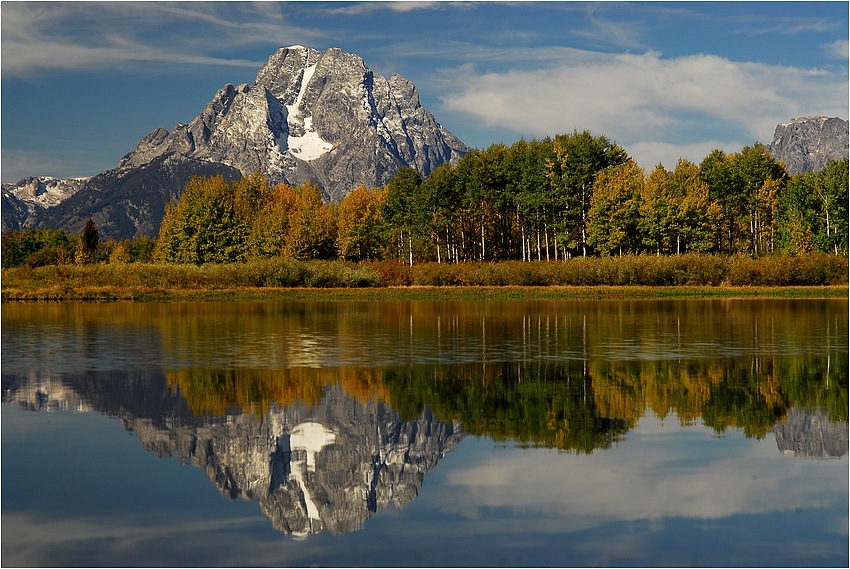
[[1, 176, 89, 232]]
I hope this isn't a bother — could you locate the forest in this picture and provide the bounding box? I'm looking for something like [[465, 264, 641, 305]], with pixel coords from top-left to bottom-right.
[[2, 130, 848, 270]]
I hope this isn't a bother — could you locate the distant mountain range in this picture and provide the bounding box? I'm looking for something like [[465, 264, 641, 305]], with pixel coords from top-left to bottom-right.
[[2, 45, 847, 240], [2, 46, 469, 240]]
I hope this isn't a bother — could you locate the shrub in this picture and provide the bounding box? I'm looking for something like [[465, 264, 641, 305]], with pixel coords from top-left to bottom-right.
[[411, 262, 464, 286], [365, 260, 413, 286]]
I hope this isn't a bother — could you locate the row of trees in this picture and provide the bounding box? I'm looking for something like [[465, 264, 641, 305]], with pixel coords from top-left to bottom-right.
[[156, 131, 848, 265], [3, 130, 847, 268], [2, 221, 156, 268]]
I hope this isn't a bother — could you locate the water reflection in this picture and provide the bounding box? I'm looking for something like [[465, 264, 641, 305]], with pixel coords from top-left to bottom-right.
[[2, 298, 847, 541]]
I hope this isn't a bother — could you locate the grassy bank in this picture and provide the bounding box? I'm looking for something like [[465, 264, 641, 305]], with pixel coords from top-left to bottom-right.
[[2, 254, 847, 302]]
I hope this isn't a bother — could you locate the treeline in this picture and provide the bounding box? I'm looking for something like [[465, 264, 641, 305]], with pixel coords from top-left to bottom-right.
[[1, 221, 155, 268], [153, 131, 848, 264], [2, 130, 848, 269]]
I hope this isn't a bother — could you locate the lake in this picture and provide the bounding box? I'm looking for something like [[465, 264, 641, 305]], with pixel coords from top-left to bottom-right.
[[2, 298, 847, 567]]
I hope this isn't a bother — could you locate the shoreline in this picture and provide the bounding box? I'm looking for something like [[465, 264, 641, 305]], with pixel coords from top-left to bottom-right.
[[2, 284, 847, 303]]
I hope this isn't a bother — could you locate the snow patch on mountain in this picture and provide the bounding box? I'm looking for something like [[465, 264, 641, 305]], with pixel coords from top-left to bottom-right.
[[284, 62, 334, 161]]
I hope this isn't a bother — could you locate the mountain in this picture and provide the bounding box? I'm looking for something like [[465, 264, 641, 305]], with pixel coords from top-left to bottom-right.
[[767, 116, 849, 175], [1, 176, 89, 233], [8, 46, 469, 240]]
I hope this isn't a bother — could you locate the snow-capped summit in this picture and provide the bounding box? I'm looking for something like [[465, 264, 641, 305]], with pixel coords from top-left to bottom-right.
[[1, 176, 88, 233]]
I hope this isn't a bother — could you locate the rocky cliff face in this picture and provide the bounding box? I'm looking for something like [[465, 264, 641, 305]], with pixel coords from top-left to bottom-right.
[[767, 116, 848, 175], [15, 46, 468, 240]]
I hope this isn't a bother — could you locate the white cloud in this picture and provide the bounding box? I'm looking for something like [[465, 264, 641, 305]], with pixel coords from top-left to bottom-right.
[[440, 50, 848, 168], [627, 139, 748, 171], [325, 1, 470, 15], [824, 39, 849, 60]]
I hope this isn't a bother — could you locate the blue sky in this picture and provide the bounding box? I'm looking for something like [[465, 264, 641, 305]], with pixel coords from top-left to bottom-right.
[[2, 1, 847, 183]]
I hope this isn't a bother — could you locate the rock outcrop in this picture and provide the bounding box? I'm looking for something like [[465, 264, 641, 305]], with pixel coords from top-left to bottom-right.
[[767, 116, 849, 175]]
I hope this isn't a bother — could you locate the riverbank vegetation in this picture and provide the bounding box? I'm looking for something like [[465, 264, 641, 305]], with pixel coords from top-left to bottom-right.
[[2, 255, 847, 301]]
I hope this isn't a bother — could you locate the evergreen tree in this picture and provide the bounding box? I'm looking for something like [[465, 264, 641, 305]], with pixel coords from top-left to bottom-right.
[[75, 218, 100, 264]]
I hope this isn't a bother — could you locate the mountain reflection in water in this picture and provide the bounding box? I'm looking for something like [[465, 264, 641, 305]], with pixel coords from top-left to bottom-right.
[[2, 298, 847, 539]]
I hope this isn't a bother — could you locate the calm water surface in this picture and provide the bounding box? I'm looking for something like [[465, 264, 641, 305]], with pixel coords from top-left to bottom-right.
[[2, 299, 847, 567]]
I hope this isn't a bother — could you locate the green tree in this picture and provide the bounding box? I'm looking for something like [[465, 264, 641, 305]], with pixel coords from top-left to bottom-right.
[[420, 163, 459, 263], [778, 158, 849, 255], [699, 149, 739, 253], [75, 218, 100, 264], [668, 159, 722, 254], [1, 227, 75, 268], [547, 130, 628, 257], [453, 148, 505, 261], [512, 138, 557, 261], [381, 167, 427, 265], [587, 159, 644, 256], [639, 164, 674, 255], [700, 145, 788, 254], [810, 158, 849, 255]]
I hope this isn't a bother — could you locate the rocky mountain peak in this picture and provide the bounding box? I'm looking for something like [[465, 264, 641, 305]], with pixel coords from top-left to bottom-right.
[[767, 115, 848, 174], [117, 45, 468, 203], [1, 176, 89, 233], [10, 46, 469, 239]]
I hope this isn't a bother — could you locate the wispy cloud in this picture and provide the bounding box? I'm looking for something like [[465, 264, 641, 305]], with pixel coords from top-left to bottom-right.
[[739, 16, 844, 37], [324, 1, 470, 16], [0, 2, 323, 76], [824, 39, 849, 60], [572, 3, 649, 51]]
